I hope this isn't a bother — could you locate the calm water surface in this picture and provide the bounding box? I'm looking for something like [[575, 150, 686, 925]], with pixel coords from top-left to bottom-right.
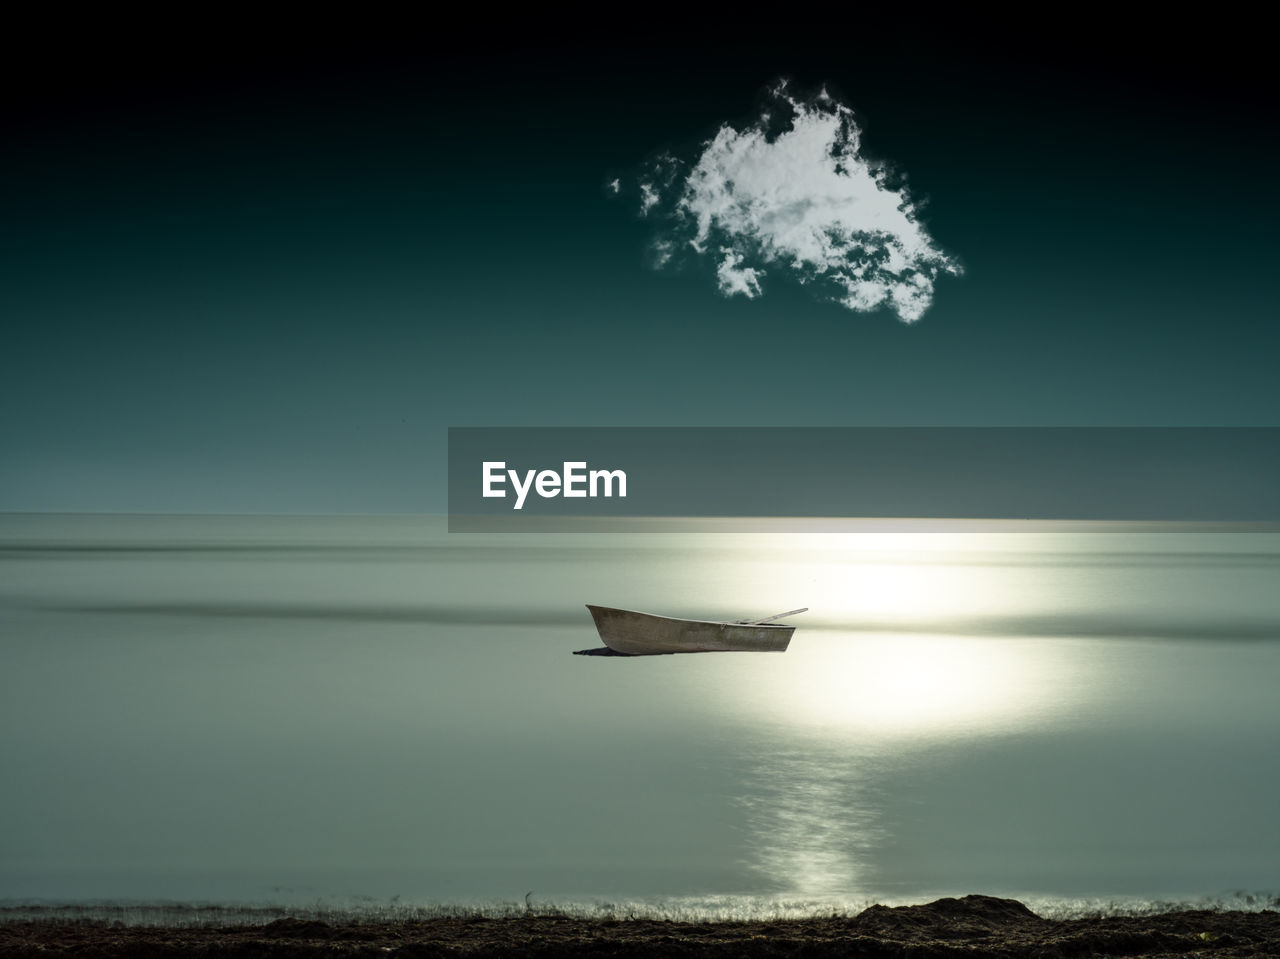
[[2, 515, 1277, 914]]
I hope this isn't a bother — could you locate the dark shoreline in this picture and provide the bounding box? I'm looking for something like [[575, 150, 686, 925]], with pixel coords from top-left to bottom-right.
[[3, 895, 1278, 957]]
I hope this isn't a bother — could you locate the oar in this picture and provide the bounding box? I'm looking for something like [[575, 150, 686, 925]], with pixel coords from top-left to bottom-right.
[[737, 607, 808, 625]]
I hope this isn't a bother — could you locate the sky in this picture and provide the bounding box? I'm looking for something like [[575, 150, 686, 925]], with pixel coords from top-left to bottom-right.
[[2, 15, 1277, 512]]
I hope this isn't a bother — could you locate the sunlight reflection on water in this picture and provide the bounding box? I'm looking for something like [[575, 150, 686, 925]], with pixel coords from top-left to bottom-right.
[[688, 630, 1096, 897]]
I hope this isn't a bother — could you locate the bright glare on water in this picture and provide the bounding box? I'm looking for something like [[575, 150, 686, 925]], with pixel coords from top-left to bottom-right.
[[1, 515, 1278, 915]]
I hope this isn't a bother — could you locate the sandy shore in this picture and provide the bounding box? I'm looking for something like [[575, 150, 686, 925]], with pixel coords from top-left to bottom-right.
[[2, 895, 1277, 957]]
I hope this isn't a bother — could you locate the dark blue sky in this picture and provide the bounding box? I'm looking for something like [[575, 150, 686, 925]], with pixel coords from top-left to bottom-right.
[[2, 15, 1276, 511]]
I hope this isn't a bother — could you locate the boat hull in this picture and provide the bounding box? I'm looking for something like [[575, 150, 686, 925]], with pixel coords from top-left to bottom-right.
[[586, 605, 794, 655]]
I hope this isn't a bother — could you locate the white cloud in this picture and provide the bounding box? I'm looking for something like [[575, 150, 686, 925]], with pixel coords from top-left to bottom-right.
[[638, 180, 660, 216], [716, 249, 763, 298], [627, 83, 961, 323]]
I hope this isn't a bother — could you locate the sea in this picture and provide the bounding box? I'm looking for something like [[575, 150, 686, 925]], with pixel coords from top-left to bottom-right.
[[2, 513, 1278, 921]]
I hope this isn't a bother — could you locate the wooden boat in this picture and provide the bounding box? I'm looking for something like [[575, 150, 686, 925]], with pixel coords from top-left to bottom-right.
[[582, 605, 806, 656]]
